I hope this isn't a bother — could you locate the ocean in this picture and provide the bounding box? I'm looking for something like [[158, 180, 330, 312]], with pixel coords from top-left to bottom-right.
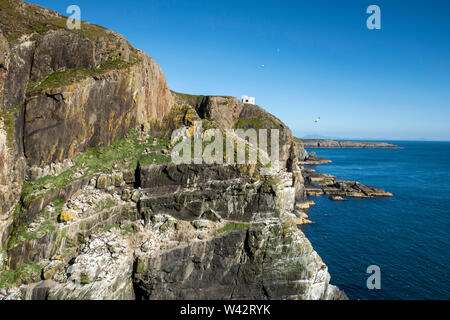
[[300, 141, 450, 300]]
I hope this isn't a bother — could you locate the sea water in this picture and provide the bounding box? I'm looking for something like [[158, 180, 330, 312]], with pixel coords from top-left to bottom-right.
[[300, 141, 450, 300]]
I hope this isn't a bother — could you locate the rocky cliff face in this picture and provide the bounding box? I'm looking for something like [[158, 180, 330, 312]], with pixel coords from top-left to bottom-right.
[[0, 0, 345, 300], [0, 0, 173, 243], [172, 92, 305, 174], [133, 166, 344, 300]]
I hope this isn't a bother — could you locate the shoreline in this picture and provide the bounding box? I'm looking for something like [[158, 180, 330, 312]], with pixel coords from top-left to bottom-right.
[[296, 138, 401, 149], [300, 152, 394, 199]]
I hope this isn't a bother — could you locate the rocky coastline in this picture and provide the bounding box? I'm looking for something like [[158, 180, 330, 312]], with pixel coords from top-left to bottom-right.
[[297, 148, 393, 200], [297, 138, 400, 149], [303, 167, 393, 198]]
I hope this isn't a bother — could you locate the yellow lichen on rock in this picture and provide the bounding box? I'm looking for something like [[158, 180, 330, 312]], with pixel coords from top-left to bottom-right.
[[59, 211, 76, 223]]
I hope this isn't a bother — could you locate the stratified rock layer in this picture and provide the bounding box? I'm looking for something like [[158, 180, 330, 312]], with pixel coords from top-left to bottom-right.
[[0, 0, 347, 301], [0, 0, 173, 243]]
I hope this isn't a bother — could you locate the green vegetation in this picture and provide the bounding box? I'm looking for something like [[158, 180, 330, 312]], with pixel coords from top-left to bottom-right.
[[101, 224, 120, 233], [120, 224, 138, 236], [217, 222, 250, 234], [234, 115, 264, 130], [20, 129, 171, 207], [79, 272, 90, 285], [94, 198, 118, 213], [6, 129, 171, 251], [262, 175, 281, 188], [6, 200, 61, 249], [52, 197, 64, 208], [0, 263, 42, 289], [0, 0, 114, 44], [171, 91, 207, 107], [0, 102, 23, 148], [27, 58, 135, 94], [6, 222, 56, 250], [101, 223, 137, 236]]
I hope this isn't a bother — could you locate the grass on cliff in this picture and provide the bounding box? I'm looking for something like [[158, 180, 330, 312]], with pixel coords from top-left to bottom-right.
[[0, 262, 42, 289], [234, 115, 268, 131], [217, 222, 250, 234], [6, 197, 63, 249], [0, 0, 115, 44], [21, 129, 171, 207], [171, 91, 207, 108], [27, 58, 135, 94], [0, 102, 23, 148]]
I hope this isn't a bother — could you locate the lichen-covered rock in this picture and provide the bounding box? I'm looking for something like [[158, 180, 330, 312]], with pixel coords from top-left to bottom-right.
[[133, 163, 346, 300], [0, 1, 347, 301], [131, 190, 140, 203], [58, 211, 76, 223], [0, 0, 173, 247], [46, 231, 135, 300], [121, 189, 131, 201], [133, 218, 344, 300], [173, 92, 301, 172]]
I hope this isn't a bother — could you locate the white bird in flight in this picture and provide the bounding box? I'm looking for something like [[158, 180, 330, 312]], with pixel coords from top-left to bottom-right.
[[260, 64, 265, 68], [314, 117, 321, 123]]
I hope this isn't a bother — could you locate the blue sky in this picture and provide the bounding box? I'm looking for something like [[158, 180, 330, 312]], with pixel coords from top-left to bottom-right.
[[28, 0, 450, 140]]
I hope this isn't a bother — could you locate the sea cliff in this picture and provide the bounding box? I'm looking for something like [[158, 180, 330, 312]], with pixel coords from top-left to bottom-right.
[[0, 0, 346, 300]]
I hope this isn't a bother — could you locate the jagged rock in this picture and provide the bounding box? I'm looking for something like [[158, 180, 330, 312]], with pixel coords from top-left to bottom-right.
[[303, 169, 393, 198], [299, 152, 332, 165], [47, 231, 135, 300], [200, 209, 222, 222], [122, 170, 136, 185], [0, 0, 173, 243], [159, 219, 176, 232], [172, 93, 301, 172], [191, 219, 210, 230], [96, 174, 110, 190], [134, 219, 343, 300], [23, 280, 57, 300]]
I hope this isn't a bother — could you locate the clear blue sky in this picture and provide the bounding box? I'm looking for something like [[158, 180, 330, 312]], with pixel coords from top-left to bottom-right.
[[28, 0, 450, 141]]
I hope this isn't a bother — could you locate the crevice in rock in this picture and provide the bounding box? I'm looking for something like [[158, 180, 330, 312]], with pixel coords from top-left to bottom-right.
[[131, 258, 143, 300], [134, 162, 141, 189], [21, 100, 26, 158], [45, 92, 64, 102]]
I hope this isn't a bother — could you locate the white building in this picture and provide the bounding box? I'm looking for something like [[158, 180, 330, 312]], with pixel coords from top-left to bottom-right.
[[241, 95, 255, 105]]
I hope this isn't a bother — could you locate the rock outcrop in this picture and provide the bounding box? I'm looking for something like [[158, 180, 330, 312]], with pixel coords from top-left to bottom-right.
[[299, 151, 332, 165], [303, 168, 393, 198], [173, 92, 304, 173], [0, 0, 346, 301], [0, 0, 173, 244]]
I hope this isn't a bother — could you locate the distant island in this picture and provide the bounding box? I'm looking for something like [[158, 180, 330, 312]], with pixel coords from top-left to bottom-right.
[[296, 138, 400, 149]]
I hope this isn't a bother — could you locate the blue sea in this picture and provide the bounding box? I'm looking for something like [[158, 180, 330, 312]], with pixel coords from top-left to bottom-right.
[[300, 141, 450, 300]]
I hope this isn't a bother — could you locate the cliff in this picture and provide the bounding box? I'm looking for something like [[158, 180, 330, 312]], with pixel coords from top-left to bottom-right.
[[0, 0, 173, 243], [0, 0, 345, 300], [173, 92, 302, 173]]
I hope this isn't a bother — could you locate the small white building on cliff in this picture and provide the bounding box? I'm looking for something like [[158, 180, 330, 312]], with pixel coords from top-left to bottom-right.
[[241, 95, 255, 105]]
